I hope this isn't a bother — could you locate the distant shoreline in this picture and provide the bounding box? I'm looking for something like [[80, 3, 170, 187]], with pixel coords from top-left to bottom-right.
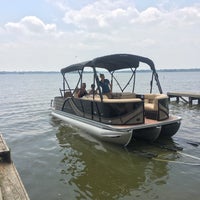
[[0, 68, 200, 74]]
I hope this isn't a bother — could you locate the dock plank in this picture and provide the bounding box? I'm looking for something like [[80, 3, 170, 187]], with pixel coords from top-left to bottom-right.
[[0, 163, 30, 200], [167, 92, 200, 105], [0, 136, 11, 163], [0, 134, 29, 200], [167, 92, 200, 98]]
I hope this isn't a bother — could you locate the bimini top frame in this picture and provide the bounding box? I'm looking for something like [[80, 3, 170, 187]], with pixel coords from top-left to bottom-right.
[[61, 54, 163, 94]]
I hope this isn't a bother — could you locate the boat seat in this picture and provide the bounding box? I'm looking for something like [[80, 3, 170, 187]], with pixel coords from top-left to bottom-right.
[[144, 94, 168, 110], [64, 91, 72, 98], [112, 92, 136, 99], [103, 98, 142, 103], [81, 94, 108, 100], [144, 94, 169, 120], [82, 94, 142, 103], [73, 88, 80, 98], [121, 92, 136, 99]]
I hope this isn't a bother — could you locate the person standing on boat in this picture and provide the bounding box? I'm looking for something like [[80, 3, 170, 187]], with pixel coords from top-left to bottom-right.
[[99, 74, 112, 98], [78, 83, 88, 98]]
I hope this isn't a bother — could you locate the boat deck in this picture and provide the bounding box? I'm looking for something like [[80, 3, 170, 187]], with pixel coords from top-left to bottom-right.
[[145, 115, 181, 125], [111, 116, 180, 130]]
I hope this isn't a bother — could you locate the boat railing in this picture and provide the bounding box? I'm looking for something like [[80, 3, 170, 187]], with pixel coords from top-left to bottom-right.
[[59, 88, 77, 98]]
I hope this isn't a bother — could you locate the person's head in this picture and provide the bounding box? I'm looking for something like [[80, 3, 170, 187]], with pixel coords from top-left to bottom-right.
[[91, 84, 95, 89], [100, 74, 105, 80], [81, 83, 86, 89]]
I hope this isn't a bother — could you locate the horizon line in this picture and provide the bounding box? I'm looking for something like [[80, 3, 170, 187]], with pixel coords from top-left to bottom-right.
[[0, 68, 200, 73]]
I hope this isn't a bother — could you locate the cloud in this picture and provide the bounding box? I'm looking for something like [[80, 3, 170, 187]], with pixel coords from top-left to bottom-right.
[[61, 1, 200, 51], [173, 6, 200, 26], [62, 1, 200, 30], [0, 0, 200, 70], [137, 7, 162, 23], [63, 1, 139, 31], [5, 16, 57, 35]]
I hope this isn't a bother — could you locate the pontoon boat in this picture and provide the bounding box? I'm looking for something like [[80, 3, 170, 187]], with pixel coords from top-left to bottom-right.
[[51, 54, 181, 146]]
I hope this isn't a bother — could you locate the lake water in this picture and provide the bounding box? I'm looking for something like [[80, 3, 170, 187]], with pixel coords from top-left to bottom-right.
[[0, 71, 200, 200]]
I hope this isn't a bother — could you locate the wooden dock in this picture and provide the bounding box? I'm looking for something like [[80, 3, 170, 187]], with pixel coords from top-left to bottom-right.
[[0, 134, 30, 200], [167, 92, 200, 105]]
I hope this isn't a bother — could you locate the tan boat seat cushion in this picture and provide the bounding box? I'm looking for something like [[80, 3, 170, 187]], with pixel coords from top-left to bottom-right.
[[82, 94, 141, 103], [144, 94, 168, 111]]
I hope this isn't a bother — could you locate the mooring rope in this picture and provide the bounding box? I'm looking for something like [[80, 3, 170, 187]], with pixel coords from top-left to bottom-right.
[[151, 151, 200, 166], [152, 157, 200, 166], [178, 152, 200, 161]]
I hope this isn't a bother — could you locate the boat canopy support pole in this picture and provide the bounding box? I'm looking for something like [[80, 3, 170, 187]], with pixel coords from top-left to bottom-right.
[[112, 74, 123, 92], [62, 74, 71, 95], [154, 72, 163, 94], [132, 68, 136, 93], [150, 72, 154, 93], [110, 71, 114, 92], [111, 68, 135, 93], [120, 68, 135, 92], [94, 68, 103, 102], [139, 56, 163, 94], [73, 70, 82, 94]]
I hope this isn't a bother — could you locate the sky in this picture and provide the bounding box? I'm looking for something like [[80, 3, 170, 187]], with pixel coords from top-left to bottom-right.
[[0, 0, 200, 71]]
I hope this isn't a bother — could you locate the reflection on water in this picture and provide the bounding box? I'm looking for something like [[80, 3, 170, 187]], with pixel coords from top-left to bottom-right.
[[56, 125, 171, 200]]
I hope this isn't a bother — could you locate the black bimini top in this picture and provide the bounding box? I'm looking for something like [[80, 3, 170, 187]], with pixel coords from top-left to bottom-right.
[[61, 54, 156, 74]]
